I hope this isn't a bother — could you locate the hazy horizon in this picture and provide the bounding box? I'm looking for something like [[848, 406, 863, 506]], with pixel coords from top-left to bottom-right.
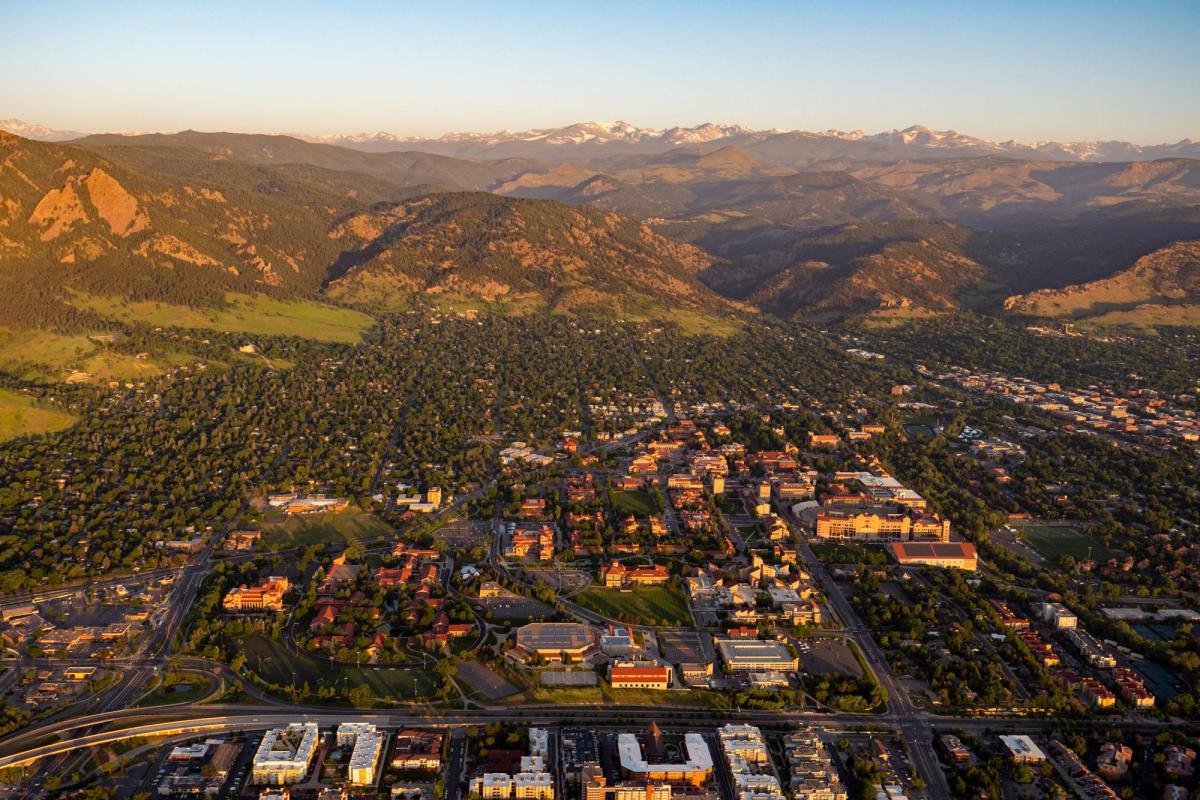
[[5, 116, 1200, 147], [2, 0, 1198, 143]]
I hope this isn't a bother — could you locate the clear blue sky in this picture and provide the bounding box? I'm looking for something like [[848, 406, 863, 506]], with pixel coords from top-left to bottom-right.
[[2, 0, 1198, 143]]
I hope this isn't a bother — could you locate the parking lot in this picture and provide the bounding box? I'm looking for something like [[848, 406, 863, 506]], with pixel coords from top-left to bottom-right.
[[657, 630, 712, 665], [798, 638, 864, 678], [457, 660, 520, 699]]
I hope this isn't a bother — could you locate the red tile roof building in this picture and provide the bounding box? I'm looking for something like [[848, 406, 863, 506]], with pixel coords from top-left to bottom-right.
[[609, 663, 672, 690], [889, 541, 978, 570], [600, 561, 670, 589], [223, 576, 290, 612]]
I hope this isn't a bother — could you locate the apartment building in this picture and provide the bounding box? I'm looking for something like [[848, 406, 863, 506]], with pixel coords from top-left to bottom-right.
[[251, 722, 319, 785], [582, 765, 671, 800], [338, 723, 384, 785]]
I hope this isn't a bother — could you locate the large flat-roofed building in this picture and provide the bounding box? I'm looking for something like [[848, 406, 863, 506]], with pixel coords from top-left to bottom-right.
[[717, 724, 784, 800], [338, 722, 384, 785], [600, 624, 635, 657], [472, 773, 555, 800], [618, 732, 713, 787], [512, 623, 598, 663], [998, 735, 1046, 764], [834, 472, 927, 509], [529, 728, 549, 758], [888, 541, 978, 571], [512, 772, 555, 798], [1039, 602, 1078, 629], [718, 724, 770, 765], [470, 769, 554, 799], [716, 638, 798, 673], [582, 764, 672, 800], [251, 722, 319, 784], [473, 774, 515, 799], [1064, 629, 1116, 668]]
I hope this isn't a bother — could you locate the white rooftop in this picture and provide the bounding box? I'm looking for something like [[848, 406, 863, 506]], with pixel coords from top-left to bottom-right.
[[618, 732, 713, 775], [999, 735, 1046, 761], [254, 722, 319, 770]]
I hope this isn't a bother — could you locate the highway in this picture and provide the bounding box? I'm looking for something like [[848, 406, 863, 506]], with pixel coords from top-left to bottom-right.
[[2, 698, 1190, 774]]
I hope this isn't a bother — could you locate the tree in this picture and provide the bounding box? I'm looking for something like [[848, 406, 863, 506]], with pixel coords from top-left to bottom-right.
[[348, 684, 374, 708], [1011, 763, 1034, 784]]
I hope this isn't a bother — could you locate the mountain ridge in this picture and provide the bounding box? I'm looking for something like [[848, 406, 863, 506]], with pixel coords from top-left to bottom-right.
[[4, 126, 1200, 332], [5, 117, 1197, 162], [323, 192, 742, 320], [296, 122, 1200, 163], [1004, 240, 1200, 324], [0, 132, 742, 334]]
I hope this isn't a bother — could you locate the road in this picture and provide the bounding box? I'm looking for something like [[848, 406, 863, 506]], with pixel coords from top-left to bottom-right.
[[0, 406, 1181, 795], [0, 566, 181, 609], [2, 697, 1191, 775], [445, 727, 467, 800], [789, 515, 952, 800], [18, 497, 249, 792]]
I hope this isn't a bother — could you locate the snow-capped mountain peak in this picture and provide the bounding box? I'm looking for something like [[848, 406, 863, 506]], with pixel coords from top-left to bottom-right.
[[0, 117, 87, 141], [3, 117, 1196, 163]]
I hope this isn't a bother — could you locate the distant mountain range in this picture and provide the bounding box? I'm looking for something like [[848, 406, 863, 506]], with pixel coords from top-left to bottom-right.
[[295, 121, 1200, 164], [5, 117, 1199, 162], [0, 118, 89, 142], [301, 121, 754, 149], [1, 123, 1199, 336]]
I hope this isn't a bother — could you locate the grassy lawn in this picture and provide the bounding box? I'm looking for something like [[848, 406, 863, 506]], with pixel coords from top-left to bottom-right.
[[575, 585, 690, 626], [620, 300, 743, 337], [261, 510, 394, 549], [431, 292, 545, 318], [610, 490, 657, 517], [206, 687, 256, 705], [71, 292, 375, 344], [0, 388, 77, 441], [810, 542, 889, 565], [1083, 303, 1200, 332], [0, 327, 195, 384], [1021, 525, 1120, 561], [0, 327, 107, 381], [860, 307, 944, 328], [135, 671, 219, 707], [495, 669, 730, 708], [519, 683, 729, 707], [239, 634, 438, 701]]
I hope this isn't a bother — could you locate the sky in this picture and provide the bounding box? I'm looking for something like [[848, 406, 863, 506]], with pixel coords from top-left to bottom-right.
[[2, 0, 1198, 143]]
